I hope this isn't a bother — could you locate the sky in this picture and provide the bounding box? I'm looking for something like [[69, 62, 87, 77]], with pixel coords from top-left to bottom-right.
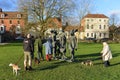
[[0, 0, 120, 23], [94, 0, 120, 17]]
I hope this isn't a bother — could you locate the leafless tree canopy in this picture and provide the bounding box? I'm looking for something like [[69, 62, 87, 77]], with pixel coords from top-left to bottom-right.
[[76, 0, 94, 25], [109, 13, 119, 26], [18, 0, 75, 35]]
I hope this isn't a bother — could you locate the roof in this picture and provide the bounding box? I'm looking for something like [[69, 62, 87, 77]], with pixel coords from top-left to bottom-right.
[[64, 26, 84, 32], [0, 11, 26, 19], [48, 17, 62, 28], [83, 14, 108, 19]]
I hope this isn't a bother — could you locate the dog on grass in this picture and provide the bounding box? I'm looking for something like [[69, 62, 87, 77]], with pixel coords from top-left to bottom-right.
[[81, 60, 93, 66], [9, 63, 21, 76], [34, 57, 40, 65]]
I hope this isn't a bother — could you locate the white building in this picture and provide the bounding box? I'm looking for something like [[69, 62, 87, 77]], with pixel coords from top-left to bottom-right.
[[81, 14, 109, 39]]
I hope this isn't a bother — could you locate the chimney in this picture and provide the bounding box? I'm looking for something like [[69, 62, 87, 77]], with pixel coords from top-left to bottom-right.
[[60, 14, 62, 22], [0, 8, 2, 12]]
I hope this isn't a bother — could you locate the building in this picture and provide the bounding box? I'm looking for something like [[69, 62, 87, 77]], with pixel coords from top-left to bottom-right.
[[64, 25, 83, 39], [81, 14, 109, 40], [45, 17, 62, 35], [0, 8, 26, 42]]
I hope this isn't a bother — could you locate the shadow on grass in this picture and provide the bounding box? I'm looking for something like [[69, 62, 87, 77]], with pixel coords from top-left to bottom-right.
[[39, 64, 59, 70], [110, 62, 120, 67], [75, 53, 101, 61], [112, 52, 120, 57]]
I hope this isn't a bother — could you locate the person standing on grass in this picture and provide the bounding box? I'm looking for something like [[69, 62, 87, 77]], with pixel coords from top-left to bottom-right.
[[31, 35, 35, 59], [43, 37, 53, 61], [59, 30, 67, 60], [51, 30, 57, 59], [37, 36, 44, 61], [101, 42, 112, 67], [23, 34, 33, 71], [69, 30, 77, 62]]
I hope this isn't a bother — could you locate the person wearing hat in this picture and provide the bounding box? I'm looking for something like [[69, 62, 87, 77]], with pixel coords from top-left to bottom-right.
[[101, 42, 112, 67]]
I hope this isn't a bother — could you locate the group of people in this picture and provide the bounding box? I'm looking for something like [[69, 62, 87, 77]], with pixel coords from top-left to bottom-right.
[[23, 29, 78, 71], [22, 29, 113, 71]]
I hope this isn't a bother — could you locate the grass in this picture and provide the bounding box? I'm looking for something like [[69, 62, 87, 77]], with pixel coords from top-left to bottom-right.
[[0, 42, 120, 80]]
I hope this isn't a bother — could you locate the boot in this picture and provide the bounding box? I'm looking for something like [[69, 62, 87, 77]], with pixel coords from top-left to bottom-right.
[[28, 66, 33, 70], [24, 66, 28, 71]]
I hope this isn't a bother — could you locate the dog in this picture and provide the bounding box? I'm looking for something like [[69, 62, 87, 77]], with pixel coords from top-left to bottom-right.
[[34, 57, 40, 65], [81, 60, 93, 66], [9, 63, 21, 76]]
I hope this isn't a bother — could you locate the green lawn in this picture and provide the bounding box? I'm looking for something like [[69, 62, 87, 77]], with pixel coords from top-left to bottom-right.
[[0, 42, 120, 80]]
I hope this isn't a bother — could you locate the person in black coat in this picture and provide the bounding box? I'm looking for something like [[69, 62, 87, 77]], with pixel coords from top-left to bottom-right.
[[31, 36, 35, 59], [23, 34, 33, 70], [37, 36, 44, 61]]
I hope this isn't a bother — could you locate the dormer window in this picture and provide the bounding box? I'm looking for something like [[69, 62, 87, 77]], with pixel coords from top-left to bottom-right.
[[17, 14, 21, 18], [1, 14, 4, 18]]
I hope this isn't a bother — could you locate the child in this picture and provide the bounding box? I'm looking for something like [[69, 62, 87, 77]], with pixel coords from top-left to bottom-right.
[[101, 42, 112, 67], [43, 38, 53, 61]]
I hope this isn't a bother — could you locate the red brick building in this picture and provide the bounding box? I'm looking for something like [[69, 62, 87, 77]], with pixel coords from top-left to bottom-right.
[[0, 8, 26, 35], [0, 8, 26, 42]]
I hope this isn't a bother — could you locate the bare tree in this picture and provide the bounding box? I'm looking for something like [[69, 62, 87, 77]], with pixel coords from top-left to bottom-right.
[[18, 0, 75, 36], [76, 0, 94, 25], [109, 13, 119, 26]]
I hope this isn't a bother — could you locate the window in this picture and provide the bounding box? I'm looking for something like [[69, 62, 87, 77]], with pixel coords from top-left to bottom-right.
[[104, 20, 106, 22], [87, 24, 89, 29], [1, 20, 4, 24], [99, 33, 101, 37], [99, 19, 101, 21], [16, 26, 21, 34], [87, 33, 89, 37], [17, 20, 20, 24], [91, 25, 93, 29], [0, 27, 3, 31], [1, 14, 4, 18], [91, 19, 93, 21], [104, 25, 106, 29], [99, 25, 101, 29], [91, 33, 93, 37], [17, 14, 21, 18], [9, 20, 12, 24], [104, 33, 106, 37], [87, 19, 89, 21]]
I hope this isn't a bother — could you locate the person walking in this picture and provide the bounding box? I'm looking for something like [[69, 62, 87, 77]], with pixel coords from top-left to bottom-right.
[[101, 42, 112, 67], [23, 34, 33, 71]]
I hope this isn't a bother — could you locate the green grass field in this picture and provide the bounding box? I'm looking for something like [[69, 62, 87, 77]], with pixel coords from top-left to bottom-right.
[[0, 42, 120, 80]]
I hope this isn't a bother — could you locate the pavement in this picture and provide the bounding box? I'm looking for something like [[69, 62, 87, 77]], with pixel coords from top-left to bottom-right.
[[0, 43, 8, 45]]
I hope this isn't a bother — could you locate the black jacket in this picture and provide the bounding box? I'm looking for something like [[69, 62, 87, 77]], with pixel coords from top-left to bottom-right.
[[23, 38, 33, 52]]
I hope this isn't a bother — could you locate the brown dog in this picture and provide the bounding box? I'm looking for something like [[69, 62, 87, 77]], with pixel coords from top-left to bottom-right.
[[9, 63, 21, 76], [34, 57, 40, 65], [81, 60, 93, 66]]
